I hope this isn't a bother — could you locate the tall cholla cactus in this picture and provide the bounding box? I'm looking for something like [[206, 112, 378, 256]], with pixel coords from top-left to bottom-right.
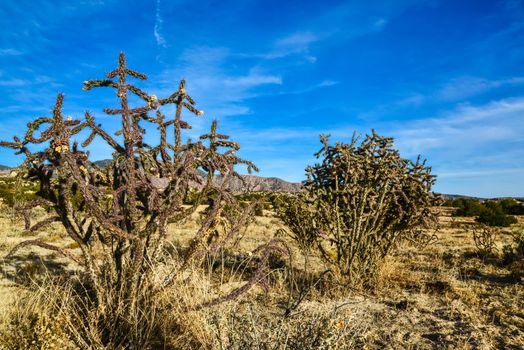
[[0, 53, 276, 313]]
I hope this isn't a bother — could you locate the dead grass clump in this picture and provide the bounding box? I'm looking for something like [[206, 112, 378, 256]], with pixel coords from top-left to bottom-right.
[[204, 301, 365, 350], [0, 260, 254, 349]]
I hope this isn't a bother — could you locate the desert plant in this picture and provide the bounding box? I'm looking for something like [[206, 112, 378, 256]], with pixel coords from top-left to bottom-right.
[[279, 132, 438, 286], [476, 202, 518, 227], [471, 224, 497, 256], [450, 198, 485, 217], [499, 199, 524, 215], [447, 198, 520, 227], [503, 229, 524, 279], [0, 53, 285, 348]]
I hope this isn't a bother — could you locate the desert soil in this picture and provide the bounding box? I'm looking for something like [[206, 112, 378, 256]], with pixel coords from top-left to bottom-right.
[[0, 204, 522, 349]]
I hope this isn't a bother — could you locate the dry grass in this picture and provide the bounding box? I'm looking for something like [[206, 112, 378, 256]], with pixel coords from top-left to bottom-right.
[[0, 202, 523, 349]]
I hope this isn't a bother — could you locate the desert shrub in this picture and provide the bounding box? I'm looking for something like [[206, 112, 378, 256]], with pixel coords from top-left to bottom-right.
[[499, 198, 524, 215], [503, 229, 524, 279], [476, 203, 517, 227], [253, 201, 272, 216], [471, 224, 497, 256], [447, 198, 519, 227], [446, 198, 518, 227], [0, 176, 39, 208], [236, 191, 268, 202], [278, 132, 438, 286], [450, 198, 485, 217], [0, 53, 285, 348]]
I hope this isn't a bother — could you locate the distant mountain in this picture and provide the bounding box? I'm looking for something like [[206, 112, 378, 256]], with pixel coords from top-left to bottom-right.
[[219, 175, 302, 192], [93, 159, 112, 169], [438, 193, 524, 203], [90, 159, 302, 192], [0, 165, 11, 171], [438, 194, 483, 201]]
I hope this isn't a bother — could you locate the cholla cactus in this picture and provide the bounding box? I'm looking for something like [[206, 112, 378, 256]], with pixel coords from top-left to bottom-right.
[[0, 53, 278, 321], [279, 131, 438, 286], [472, 224, 497, 255]]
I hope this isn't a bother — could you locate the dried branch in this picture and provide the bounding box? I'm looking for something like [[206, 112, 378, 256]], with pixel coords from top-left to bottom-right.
[[6, 239, 83, 265]]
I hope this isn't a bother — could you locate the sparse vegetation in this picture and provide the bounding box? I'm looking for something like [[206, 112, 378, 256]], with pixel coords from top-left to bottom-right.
[[0, 54, 522, 349]]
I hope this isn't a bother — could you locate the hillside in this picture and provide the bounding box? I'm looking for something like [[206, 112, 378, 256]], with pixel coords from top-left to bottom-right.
[[93, 159, 302, 192], [220, 174, 302, 192]]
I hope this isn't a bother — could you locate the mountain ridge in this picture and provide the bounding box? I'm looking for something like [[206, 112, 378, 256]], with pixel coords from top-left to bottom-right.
[[0, 162, 521, 199]]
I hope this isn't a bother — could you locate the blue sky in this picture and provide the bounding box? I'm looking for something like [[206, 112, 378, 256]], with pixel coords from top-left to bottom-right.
[[1, 0, 523, 197]]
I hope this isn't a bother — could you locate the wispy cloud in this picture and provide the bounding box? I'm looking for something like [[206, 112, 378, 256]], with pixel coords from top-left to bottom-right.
[[0, 48, 23, 56], [223, 73, 282, 88], [359, 75, 524, 120], [435, 76, 524, 101], [276, 32, 318, 48], [373, 18, 388, 30], [154, 0, 167, 48], [317, 80, 339, 88], [438, 168, 524, 178], [275, 79, 339, 96], [391, 96, 524, 156], [252, 31, 320, 62], [0, 78, 27, 87], [155, 46, 282, 121], [0, 75, 53, 87]]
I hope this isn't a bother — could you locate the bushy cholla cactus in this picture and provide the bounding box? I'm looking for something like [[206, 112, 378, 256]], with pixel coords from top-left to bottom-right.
[[279, 132, 438, 285], [0, 53, 285, 346]]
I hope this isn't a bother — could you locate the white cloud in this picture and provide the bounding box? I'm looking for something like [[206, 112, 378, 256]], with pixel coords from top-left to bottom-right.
[[0, 74, 52, 87], [359, 75, 524, 120], [391, 96, 524, 156]]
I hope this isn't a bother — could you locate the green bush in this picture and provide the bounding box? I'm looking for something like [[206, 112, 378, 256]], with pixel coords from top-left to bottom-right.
[[446, 198, 519, 227], [499, 199, 524, 215], [449, 198, 485, 216], [476, 203, 518, 227], [278, 132, 438, 286], [0, 177, 39, 207]]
